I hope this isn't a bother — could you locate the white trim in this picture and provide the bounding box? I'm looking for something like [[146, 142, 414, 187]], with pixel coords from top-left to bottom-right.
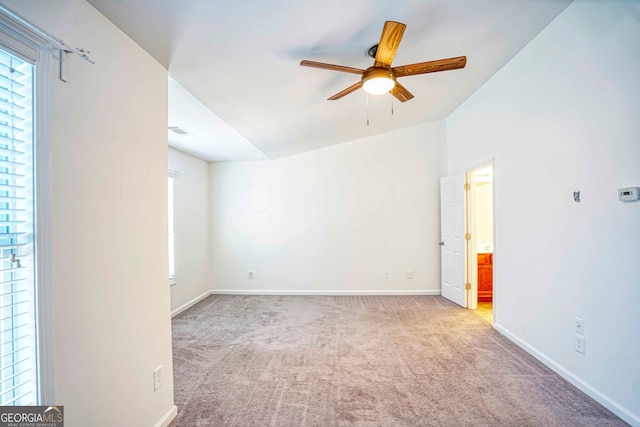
[[153, 405, 178, 427], [494, 323, 640, 427], [0, 11, 55, 405], [210, 289, 442, 296], [34, 44, 54, 405], [462, 157, 496, 176], [171, 290, 213, 318]]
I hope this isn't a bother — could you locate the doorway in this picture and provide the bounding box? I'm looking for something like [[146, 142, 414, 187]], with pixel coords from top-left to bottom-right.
[[468, 164, 494, 323]]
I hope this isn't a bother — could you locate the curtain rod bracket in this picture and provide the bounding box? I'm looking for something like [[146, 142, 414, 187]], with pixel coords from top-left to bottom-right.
[[59, 49, 68, 82], [0, 5, 96, 65]]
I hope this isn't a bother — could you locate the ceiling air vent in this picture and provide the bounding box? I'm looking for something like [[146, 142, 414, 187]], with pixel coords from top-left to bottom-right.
[[168, 126, 193, 136]]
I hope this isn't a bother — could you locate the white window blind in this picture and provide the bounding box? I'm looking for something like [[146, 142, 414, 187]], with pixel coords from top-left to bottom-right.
[[0, 47, 37, 406]]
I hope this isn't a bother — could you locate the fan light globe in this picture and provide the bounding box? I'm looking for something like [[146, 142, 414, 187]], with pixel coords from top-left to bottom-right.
[[362, 68, 396, 95], [363, 77, 395, 95]]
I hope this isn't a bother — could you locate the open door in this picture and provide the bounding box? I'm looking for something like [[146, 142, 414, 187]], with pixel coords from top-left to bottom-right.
[[440, 173, 467, 307], [468, 164, 494, 320]]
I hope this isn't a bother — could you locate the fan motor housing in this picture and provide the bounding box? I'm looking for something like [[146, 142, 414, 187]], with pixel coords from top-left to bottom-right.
[[362, 67, 396, 83], [361, 67, 396, 84]]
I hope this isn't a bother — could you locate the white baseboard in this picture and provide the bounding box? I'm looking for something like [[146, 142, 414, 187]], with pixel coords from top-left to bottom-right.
[[494, 323, 640, 427], [154, 404, 177, 427], [210, 289, 441, 296], [171, 290, 213, 318]]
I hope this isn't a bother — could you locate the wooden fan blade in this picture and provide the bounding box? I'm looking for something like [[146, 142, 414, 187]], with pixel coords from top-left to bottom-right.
[[374, 21, 406, 68], [392, 56, 467, 77], [300, 60, 364, 75], [390, 82, 414, 103], [328, 81, 363, 100]]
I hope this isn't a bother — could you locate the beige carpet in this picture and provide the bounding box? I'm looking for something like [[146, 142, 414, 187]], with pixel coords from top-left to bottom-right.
[[169, 295, 626, 427]]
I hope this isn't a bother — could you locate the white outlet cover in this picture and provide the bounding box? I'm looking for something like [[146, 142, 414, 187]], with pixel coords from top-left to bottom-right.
[[153, 365, 163, 391], [575, 335, 585, 354]]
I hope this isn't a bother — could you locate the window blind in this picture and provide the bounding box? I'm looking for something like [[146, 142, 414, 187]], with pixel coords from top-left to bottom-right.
[[0, 48, 37, 406]]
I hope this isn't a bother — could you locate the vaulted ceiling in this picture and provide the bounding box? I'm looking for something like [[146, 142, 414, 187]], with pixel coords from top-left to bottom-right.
[[87, 0, 572, 161]]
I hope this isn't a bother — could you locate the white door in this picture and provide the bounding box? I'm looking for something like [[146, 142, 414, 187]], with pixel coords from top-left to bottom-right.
[[440, 173, 467, 307]]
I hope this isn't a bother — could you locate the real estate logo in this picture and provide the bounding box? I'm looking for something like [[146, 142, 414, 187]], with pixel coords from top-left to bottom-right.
[[0, 406, 63, 427]]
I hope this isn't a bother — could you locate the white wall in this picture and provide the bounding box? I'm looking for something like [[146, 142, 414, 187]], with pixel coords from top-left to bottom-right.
[[210, 121, 445, 294], [446, 1, 640, 424], [1, 1, 176, 426], [169, 148, 212, 314]]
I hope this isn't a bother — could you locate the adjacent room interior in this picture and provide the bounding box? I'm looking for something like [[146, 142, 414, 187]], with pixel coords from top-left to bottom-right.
[[0, 1, 638, 426], [470, 164, 494, 323]]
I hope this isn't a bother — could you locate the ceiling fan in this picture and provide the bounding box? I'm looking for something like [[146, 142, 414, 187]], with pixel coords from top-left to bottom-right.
[[300, 21, 466, 102]]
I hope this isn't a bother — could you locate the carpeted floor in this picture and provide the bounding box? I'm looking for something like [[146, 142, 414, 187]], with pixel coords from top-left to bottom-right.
[[169, 295, 626, 427]]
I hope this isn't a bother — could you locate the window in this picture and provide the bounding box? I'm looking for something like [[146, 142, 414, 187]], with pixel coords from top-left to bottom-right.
[[0, 47, 37, 405], [168, 174, 175, 285]]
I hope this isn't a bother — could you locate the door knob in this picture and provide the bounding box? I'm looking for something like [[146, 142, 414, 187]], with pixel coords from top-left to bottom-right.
[[439, 241, 445, 246]]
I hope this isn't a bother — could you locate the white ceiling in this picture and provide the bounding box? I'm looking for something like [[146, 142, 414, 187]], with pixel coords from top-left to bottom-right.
[[168, 78, 268, 162], [87, 0, 572, 161]]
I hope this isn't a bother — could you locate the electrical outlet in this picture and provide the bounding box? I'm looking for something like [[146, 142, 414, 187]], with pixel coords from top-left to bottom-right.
[[575, 335, 585, 354], [248, 271, 254, 279], [384, 271, 391, 279], [407, 270, 414, 279], [153, 365, 163, 391], [575, 317, 584, 335]]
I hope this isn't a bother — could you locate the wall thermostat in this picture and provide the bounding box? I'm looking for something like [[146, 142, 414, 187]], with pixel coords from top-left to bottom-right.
[[618, 187, 640, 202]]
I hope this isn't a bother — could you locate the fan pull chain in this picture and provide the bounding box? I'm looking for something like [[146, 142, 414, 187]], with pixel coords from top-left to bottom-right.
[[366, 93, 370, 126], [391, 96, 394, 115]]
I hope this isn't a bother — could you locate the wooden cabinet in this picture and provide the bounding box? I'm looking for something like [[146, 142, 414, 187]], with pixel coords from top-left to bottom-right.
[[478, 253, 493, 302]]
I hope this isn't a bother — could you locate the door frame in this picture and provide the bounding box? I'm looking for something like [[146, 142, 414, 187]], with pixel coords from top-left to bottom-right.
[[466, 159, 495, 314]]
